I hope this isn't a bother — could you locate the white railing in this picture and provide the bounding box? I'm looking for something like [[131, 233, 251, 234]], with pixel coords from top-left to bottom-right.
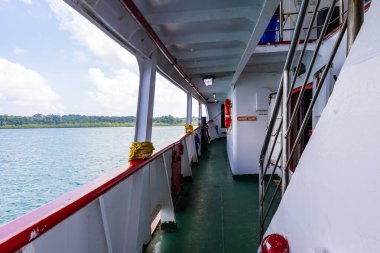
[[0, 128, 200, 253]]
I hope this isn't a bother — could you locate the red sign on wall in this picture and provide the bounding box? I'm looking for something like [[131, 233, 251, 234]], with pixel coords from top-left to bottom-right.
[[237, 116, 257, 121]]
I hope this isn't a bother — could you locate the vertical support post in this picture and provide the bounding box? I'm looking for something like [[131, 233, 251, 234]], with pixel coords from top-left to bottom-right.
[[198, 101, 202, 124], [131, 51, 156, 252], [135, 50, 157, 142], [198, 101, 203, 155], [201, 116, 208, 153], [158, 155, 176, 225], [339, 0, 344, 24], [98, 197, 114, 253], [123, 170, 148, 253], [347, 0, 364, 54], [259, 156, 264, 241], [181, 138, 192, 177], [186, 92, 192, 125], [281, 70, 290, 195], [279, 0, 284, 42]]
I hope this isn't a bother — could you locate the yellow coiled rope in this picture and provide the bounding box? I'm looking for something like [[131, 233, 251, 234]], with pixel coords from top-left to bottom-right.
[[128, 141, 155, 161], [185, 124, 194, 135]]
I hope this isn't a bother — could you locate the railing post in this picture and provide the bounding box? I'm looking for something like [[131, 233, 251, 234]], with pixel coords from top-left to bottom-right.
[[339, 0, 344, 24], [259, 155, 265, 241], [201, 116, 208, 154], [281, 70, 290, 195], [186, 92, 192, 125], [198, 101, 202, 125], [279, 0, 284, 41], [347, 0, 364, 54], [132, 50, 157, 251], [258, 0, 309, 239], [135, 50, 157, 142], [198, 101, 203, 155]]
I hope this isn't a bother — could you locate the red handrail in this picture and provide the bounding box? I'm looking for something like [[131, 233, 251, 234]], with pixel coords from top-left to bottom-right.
[[0, 127, 199, 253]]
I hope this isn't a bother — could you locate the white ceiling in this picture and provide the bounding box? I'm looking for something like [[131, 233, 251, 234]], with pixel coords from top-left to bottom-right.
[[65, 0, 280, 102]]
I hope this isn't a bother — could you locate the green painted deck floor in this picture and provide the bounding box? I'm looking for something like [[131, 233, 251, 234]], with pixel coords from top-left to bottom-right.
[[146, 138, 276, 253]]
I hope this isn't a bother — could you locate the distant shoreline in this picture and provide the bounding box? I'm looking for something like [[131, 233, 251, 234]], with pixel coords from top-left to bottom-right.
[[0, 114, 198, 129], [0, 123, 184, 129]]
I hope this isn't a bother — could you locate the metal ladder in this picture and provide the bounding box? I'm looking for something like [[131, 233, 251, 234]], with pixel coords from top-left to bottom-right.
[[258, 0, 366, 241]]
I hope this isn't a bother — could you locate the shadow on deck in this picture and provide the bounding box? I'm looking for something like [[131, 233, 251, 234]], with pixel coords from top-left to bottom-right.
[[145, 138, 279, 253]]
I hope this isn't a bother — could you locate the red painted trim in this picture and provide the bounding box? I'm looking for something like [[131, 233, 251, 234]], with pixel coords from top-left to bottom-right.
[[0, 127, 199, 253], [365, 1, 372, 12], [120, 0, 205, 101], [292, 83, 313, 94]]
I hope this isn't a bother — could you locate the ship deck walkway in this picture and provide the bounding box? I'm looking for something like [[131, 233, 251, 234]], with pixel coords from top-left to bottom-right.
[[145, 138, 279, 253]]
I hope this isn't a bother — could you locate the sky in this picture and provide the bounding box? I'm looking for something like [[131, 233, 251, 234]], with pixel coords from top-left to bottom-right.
[[0, 0, 192, 117]]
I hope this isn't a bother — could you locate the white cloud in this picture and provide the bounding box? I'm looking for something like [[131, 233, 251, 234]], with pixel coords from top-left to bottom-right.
[[48, 0, 138, 71], [87, 69, 188, 117], [20, 0, 32, 4], [47, 0, 188, 117], [88, 68, 139, 115], [0, 0, 32, 6], [154, 74, 187, 117], [13, 48, 25, 55], [72, 50, 88, 63], [0, 58, 63, 114]]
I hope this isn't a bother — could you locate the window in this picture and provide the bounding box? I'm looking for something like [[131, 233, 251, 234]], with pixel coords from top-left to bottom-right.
[[191, 97, 199, 125]]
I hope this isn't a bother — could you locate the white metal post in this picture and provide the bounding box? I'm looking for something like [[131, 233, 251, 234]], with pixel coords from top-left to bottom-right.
[[135, 50, 157, 142], [186, 92, 192, 125], [282, 70, 290, 195], [131, 51, 157, 252], [198, 101, 202, 124], [339, 0, 344, 24], [347, 0, 364, 54]]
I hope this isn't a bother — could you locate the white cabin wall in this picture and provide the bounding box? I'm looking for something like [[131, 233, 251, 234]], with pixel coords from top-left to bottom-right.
[[265, 2, 380, 252], [227, 73, 281, 175]]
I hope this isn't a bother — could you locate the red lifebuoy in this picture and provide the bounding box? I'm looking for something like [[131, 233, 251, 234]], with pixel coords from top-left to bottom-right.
[[224, 99, 231, 128]]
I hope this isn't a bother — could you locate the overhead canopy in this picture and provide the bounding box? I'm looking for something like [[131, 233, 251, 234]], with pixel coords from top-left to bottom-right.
[[65, 0, 279, 102]]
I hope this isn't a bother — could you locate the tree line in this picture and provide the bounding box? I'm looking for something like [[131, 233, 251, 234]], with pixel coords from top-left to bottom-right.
[[0, 114, 199, 128]]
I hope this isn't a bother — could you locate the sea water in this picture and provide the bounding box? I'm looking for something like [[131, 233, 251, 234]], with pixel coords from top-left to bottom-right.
[[0, 126, 184, 225]]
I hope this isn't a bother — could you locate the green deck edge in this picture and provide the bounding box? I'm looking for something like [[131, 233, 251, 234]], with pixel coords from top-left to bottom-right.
[[145, 138, 280, 253]]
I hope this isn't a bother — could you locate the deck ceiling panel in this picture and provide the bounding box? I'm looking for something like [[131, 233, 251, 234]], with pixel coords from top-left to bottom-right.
[[145, 6, 261, 26], [158, 19, 254, 36], [169, 41, 246, 54], [135, 0, 256, 14], [65, 0, 279, 102], [131, 0, 278, 101]]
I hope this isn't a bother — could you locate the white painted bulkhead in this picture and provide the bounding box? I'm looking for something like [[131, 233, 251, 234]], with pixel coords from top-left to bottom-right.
[[227, 73, 281, 174], [265, 2, 380, 252]]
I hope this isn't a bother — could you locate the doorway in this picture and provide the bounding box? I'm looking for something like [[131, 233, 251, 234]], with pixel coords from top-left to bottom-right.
[[289, 83, 313, 172]]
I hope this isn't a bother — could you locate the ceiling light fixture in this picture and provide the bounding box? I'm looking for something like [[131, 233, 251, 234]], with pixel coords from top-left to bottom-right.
[[203, 77, 213, 86], [203, 75, 214, 86]]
